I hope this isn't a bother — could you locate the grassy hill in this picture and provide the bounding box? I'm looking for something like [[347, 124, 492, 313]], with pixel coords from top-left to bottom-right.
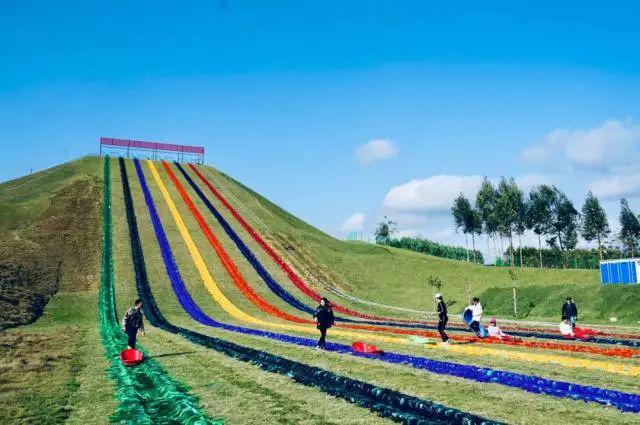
[[2, 155, 639, 425], [201, 167, 632, 324], [0, 157, 113, 423]]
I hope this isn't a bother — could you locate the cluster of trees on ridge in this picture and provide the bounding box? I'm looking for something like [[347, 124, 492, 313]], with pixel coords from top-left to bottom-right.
[[372, 179, 640, 269], [373, 218, 484, 264], [451, 177, 640, 268]]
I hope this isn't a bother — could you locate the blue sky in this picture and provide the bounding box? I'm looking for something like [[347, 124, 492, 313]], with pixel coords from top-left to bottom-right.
[[2, 1, 640, 257]]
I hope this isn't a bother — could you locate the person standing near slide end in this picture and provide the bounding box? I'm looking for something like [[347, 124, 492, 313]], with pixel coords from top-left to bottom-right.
[[435, 293, 449, 344], [561, 296, 578, 328], [466, 297, 483, 337], [313, 297, 335, 350], [122, 298, 145, 349]]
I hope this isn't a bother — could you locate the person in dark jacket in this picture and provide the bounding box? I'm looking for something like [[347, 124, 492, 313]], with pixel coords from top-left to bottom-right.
[[313, 297, 335, 350], [435, 293, 449, 344], [121, 298, 145, 349], [561, 297, 578, 328]]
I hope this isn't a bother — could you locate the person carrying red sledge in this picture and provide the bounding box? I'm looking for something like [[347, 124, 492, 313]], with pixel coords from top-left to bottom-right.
[[121, 298, 145, 349]]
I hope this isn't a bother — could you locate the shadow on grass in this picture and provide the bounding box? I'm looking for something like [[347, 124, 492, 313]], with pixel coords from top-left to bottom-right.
[[148, 351, 198, 359]]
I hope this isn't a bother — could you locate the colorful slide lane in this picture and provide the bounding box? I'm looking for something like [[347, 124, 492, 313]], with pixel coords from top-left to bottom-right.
[[166, 161, 640, 359], [147, 158, 640, 377], [124, 157, 640, 413], [118, 157, 499, 425], [189, 164, 640, 348], [100, 157, 219, 424], [174, 161, 640, 357]]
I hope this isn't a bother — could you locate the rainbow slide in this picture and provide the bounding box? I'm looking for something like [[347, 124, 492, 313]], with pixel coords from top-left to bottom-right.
[[122, 157, 640, 412]]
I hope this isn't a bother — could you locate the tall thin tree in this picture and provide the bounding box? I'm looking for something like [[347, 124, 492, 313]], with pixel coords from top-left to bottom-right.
[[581, 191, 610, 260], [619, 199, 640, 257], [495, 177, 524, 267], [527, 185, 554, 268], [452, 193, 475, 262], [547, 187, 579, 268], [476, 178, 498, 262]]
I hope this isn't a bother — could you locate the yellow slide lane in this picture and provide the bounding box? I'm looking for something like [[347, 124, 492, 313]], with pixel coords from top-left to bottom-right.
[[146, 160, 640, 377]]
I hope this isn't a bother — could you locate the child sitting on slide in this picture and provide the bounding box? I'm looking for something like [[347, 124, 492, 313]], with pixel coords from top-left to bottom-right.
[[559, 319, 596, 340], [487, 318, 517, 341]]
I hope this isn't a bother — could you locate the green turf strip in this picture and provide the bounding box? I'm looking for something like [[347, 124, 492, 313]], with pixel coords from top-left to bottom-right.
[[99, 156, 220, 424]]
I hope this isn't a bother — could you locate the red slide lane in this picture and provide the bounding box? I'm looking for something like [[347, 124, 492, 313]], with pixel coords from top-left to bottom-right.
[[177, 164, 640, 358], [187, 164, 640, 342], [187, 163, 428, 324]]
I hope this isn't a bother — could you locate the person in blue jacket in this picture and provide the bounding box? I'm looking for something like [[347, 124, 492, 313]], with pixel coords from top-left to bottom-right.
[[313, 297, 335, 350]]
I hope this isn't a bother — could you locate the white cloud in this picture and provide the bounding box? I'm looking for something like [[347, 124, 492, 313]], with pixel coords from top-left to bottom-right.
[[355, 139, 398, 164], [588, 173, 640, 200], [339, 213, 365, 232], [515, 173, 554, 192], [382, 175, 484, 213], [520, 119, 640, 169]]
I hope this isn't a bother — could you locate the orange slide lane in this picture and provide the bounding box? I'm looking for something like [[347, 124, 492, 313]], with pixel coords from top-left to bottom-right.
[[166, 162, 640, 358], [186, 164, 427, 323], [188, 164, 640, 343]]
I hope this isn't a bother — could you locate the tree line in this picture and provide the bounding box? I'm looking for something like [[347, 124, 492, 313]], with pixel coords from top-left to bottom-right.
[[374, 217, 484, 263], [451, 178, 640, 267]]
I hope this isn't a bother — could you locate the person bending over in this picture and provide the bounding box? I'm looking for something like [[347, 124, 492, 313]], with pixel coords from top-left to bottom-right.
[[466, 297, 483, 337], [313, 297, 335, 350], [121, 298, 145, 349]]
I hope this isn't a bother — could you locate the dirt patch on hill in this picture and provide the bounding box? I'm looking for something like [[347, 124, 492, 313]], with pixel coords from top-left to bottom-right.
[[0, 177, 102, 330]]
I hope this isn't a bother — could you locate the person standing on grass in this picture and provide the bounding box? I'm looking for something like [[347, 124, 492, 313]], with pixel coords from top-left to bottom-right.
[[561, 297, 578, 328], [435, 293, 449, 344], [313, 297, 334, 350], [466, 297, 483, 337], [121, 298, 145, 349]]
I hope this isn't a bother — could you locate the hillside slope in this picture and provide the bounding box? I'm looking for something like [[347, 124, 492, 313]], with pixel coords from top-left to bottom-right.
[[0, 157, 102, 329], [0, 156, 114, 423], [199, 166, 636, 323]]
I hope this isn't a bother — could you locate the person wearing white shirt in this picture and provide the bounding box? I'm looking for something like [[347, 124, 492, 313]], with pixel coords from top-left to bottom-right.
[[559, 320, 575, 337], [487, 317, 506, 338], [466, 297, 483, 337]]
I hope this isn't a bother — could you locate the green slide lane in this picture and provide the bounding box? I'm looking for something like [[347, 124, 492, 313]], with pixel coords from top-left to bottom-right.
[[99, 156, 220, 424]]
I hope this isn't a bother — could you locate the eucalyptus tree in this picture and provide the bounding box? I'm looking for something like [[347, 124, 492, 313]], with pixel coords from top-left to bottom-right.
[[547, 187, 579, 268], [452, 193, 474, 261], [619, 199, 640, 257], [527, 185, 554, 267], [581, 191, 610, 260], [495, 177, 524, 267], [476, 177, 499, 259]]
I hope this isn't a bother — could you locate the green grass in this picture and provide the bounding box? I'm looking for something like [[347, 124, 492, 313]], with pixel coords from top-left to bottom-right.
[[2, 155, 640, 425], [115, 158, 639, 424], [197, 166, 640, 325]]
